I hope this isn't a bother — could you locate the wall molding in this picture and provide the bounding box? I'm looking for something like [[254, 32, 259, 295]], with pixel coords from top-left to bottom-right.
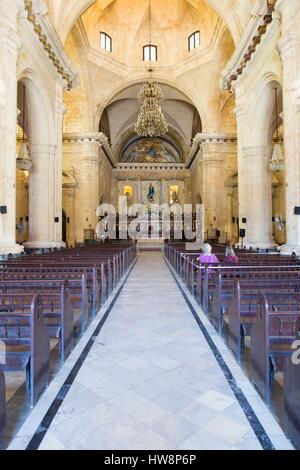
[[23, 0, 78, 90]]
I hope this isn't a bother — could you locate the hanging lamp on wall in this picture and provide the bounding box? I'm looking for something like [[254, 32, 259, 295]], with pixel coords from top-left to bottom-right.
[[269, 87, 284, 173], [17, 85, 32, 172]]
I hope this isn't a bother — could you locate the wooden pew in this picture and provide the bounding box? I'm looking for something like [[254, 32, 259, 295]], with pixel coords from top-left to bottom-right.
[[0, 295, 50, 407], [0, 371, 5, 443], [284, 316, 300, 449], [251, 293, 300, 403], [0, 275, 88, 338], [210, 273, 300, 333], [228, 283, 300, 362], [0, 282, 76, 361], [42, 283, 74, 362]]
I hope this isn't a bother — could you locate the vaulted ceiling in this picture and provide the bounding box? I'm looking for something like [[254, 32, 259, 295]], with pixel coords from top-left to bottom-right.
[[47, 0, 255, 46]]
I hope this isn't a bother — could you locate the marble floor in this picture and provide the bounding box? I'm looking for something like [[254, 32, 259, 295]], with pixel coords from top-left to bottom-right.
[[8, 252, 294, 450]]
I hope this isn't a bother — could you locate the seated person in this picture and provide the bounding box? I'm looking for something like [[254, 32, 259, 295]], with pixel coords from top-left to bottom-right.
[[224, 242, 239, 263], [197, 243, 220, 265]]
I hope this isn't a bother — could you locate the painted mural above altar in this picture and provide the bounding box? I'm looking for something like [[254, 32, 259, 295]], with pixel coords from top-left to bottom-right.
[[121, 137, 182, 164]]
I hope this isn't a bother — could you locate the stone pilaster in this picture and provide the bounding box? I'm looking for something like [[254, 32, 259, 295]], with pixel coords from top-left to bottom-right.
[[25, 143, 60, 248], [233, 102, 246, 245], [63, 133, 102, 243], [243, 145, 275, 249], [277, 0, 300, 254], [53, 86, 66, 247], [0, 0, 24, 255], [201, 141, 224, 237]]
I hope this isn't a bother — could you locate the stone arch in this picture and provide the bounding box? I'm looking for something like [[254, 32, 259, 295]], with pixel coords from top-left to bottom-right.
[[55, 0, 244, 47], [245, 73, 283, 148], [18, 69, 55, 146], [17, 69, 57, 248], [94, 77, 207, 133], [242, 73, 284, 249]]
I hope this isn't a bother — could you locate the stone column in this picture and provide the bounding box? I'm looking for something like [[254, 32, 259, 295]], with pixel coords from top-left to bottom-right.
[[243, 146, 275, 249], [54, 85, 66, 247], [0, 0, 24, 255], [63, 134, 101, 243], [277, 0, 300, 254], [225, 186, 234, 242], [184, 176, 192, 205], [233, 103, 246, 245], [25, 144, 59, 248], [201, 141, 224, 237]]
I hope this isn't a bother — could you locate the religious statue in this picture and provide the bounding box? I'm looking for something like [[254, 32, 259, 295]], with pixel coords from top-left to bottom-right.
[[172, 190, 179, 204], [125, 191, 132, 206], [147, 183, 155, 202]]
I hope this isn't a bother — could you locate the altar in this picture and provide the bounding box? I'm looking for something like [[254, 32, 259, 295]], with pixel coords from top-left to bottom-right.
[[116, 179, 187, 208], [137, 237, 165, 251]]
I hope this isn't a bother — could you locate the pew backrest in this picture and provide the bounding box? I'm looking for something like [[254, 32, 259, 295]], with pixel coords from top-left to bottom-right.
[[284, 316, 300, 449], [0, 294, 50, 406], [251, 294, 300, 403], [0, 371, 5, 443]]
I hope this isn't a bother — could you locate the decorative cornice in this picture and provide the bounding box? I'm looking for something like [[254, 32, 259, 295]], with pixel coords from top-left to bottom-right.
[[23, 0, 78, 90], [63, 132, 117, 168], [116, 163, 186, 171], [220, 1, 277, 91], [186, 133, 237, 169], [193, 133, 237, 144], [63, 132, 107, 144], [113, 163, 190, 179]]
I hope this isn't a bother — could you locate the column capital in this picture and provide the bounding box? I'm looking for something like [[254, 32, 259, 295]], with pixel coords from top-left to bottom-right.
[[63, 132, 107, 145], [234, 105, 244, 118], [278, 30, 300, 61], [243, 145, 272, 158], [201, 154, 223, 166], [275, 0, 298, 17], [0, 0, 25, 22], [193, 132, 237, 145], [56, 101, 67, 116], [29, 143, 57, 157], [0, 26, 22, 52]]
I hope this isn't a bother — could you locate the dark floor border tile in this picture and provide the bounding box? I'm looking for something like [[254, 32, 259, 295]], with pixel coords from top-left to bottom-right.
[[24, 257, 138, 451], [164, 257, 275, 451]]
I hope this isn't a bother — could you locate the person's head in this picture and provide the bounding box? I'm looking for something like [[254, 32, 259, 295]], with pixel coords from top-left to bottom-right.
[[202, 243, 212, 254]]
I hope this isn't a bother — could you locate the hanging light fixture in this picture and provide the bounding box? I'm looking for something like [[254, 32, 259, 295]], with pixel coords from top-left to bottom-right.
[[134, 0, 168, 138], [269, 87, 284, 173], [17, 85, 32, 172]]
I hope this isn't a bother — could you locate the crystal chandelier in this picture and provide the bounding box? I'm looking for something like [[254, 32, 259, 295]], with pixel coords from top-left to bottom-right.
[[269, 143, 284, 172], [134, 79, 168, 137], [17, 86, 32, 172], [269, 87, 284, 173], [134, 0, 168, 137]]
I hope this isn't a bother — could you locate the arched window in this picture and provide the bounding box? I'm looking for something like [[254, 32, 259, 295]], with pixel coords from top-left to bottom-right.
[[188, 31, 200, 51], [100, 32, 112, 52], [143, 45, 157, 62]]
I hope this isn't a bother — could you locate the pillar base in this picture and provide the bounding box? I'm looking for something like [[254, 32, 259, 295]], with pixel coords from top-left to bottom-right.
[[279, 244, 300, 256], [23, 241, 66, 250], [0, 244, 24, 256]]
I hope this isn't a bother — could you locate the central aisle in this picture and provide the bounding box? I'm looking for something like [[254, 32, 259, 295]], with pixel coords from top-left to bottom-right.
[[13, 252, 291, 450]]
